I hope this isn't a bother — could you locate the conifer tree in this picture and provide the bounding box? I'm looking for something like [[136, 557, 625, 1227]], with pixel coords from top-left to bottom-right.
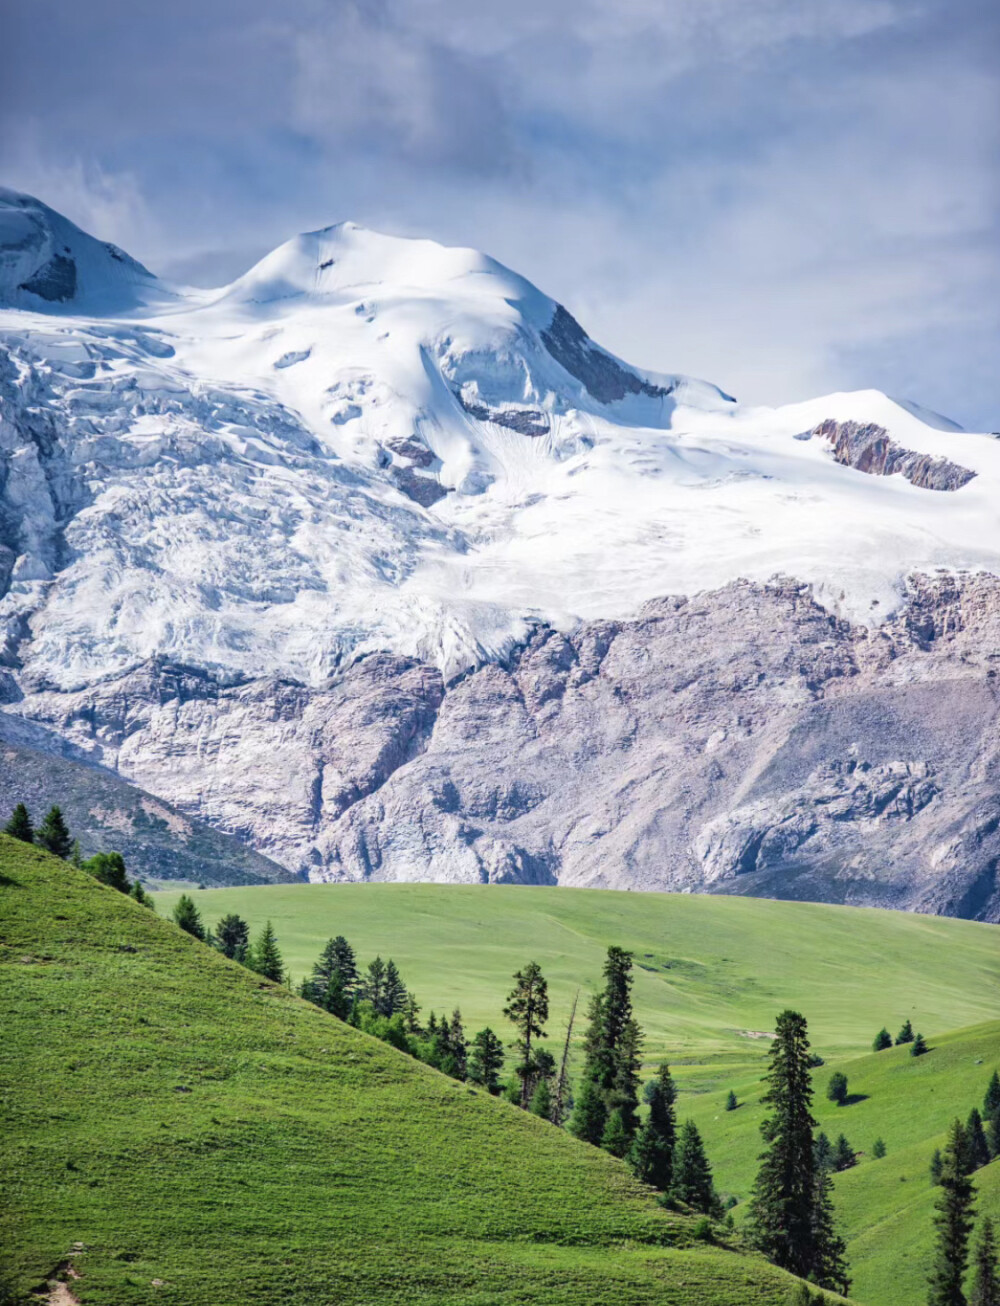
[[930, 1148, 944, 1185], [530, 1076, 553, 1120], [984, 1071, 1000, 1160], [83, 851, 130, 893], [172, 893, 206, 941], [362, 956, 387, 1010], [448, 1009, 468, 1080], [627, 1062, 677, 1191], [380, 960, 408, 1017], [725, 1089, 738, 1111], [601, 1108, 630, 1157], [896, 1019, 915, 1045], [468, 1028, 505, 1094], [130, 880, 155, 909], [249, 920, 284, 983], [873, 1027, 893, 1051], [833, 1134, 856, 1172], [551, 990, 578, 1126], [403, 993, 422, 1035], [213, 913, 250, 961], [912, 1032, 929, 1057], [814, 1132, 835, 1174], [36, 805, 72, 859], [671, 1119, 718, 1215], [927, 1119, 976, 1306], [964, 1109, 991, 1174], [571, 947, 643, 1146], [503, 961, 548, 1108], [811, 1167, 850, 1296], [827, 1072, 849, 1106], [569, 1076, 608, 1145], [970, 1218, 1000, 1306], [872, 1137, 887, 1159], [3, 803, 33, 843], [747, 1009, 848, 1289], [306, 936, 358, 1003]]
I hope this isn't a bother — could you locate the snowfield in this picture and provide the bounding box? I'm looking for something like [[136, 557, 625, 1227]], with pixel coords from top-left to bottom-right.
[[1, 186, 998, 690]]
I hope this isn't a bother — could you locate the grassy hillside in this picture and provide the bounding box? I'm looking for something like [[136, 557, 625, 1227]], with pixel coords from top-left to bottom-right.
[[1, 838, 837, 1306], [152, 881, 1000, 1306], [154, 882, 1000, 1082]]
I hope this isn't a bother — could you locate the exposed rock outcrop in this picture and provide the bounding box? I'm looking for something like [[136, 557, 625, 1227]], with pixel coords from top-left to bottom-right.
[[812, 418, 976, 491]]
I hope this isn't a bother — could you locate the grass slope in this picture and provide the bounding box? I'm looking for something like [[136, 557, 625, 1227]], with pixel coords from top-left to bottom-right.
[[1, 839, 832, 1306], [152, 881, 1000, 1306], [154, 883, 1000, 1080]]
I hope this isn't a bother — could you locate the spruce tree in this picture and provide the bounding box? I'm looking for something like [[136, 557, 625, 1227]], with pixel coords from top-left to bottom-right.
[[362, 956, 387, 1010], [627, 1062, 677, 1191], [814, 1132, 835, 1174], [83, 851, 130, 893], [468, 1028, 505, 1094], [896, 1019, 915, 1045], [403, 993, 422, 1035], [964, 1109, 991, 1174], [3, 803, 33, 843], [569, 1076, 608, 1145], [984, 1071, 1000, 1160], [530, 1076, 553, 1120], [503, 961, 548, 1108], [833, 1134, 856, 1172], [873, 1027, 893, 1051], [307, 936, 358, 1003], [912, 1032, 929, 1057], [827, 1072, 849, 1106], [448, 1009, 468, 1080], [172, 893, 206, 941], [380, 960, 408, 1017], [725, 1089, 738, 1111], [970, 1218, 1000, 1306], [811, 1167, 850, 1296], [930, 1148, 944, 1185], [671, 1119, 718, 1216], [872, 1137, 887, 1159], [213, 913, 250, 962], [747, 1009, 847, 1289], [130, 880, 155, 909], [36, 805, 72, 859], [927, 1119, 976, 1306], [570, 947, 643, 1147], [601, 1108, 630, 1158], [249, 920, 284, 983]]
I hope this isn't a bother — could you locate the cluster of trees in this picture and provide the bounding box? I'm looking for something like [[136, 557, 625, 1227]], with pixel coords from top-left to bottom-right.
[[927, 1114, 999, 1306], [873, 1019, 929, 1057], [4, 802, 154, 907], [172, 898, 286, 981], [930, 1073, 1000, 1193]]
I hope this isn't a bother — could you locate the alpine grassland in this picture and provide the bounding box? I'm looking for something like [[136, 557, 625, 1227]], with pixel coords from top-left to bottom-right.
[[154, 880, 1000, 1305], [1, 838, 845, 1306]]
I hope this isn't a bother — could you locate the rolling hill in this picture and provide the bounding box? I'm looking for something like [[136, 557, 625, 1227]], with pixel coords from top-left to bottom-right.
[[0, 837, 837, 1306]]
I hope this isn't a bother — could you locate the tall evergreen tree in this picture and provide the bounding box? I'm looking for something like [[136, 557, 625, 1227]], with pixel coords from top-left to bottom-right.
[[551, 990, 579, 1126], [627, 1062, 677, 1191], [725, 1089, 738, 1111], [380, 960, 408, 1017], [984, 1071, 1000, 1160], [833, 1134, 856, 1172], [306, 936, 358, 1003], [213, 913, 250, 962], [570, 947, 643, 1146], [249, 920, 284, 983], [503, 961, 549, 1108], [36, 805, 72, 859], [362, 956, 387, 1010], [814, 1132, 835, 1175], [965, 1109, 991, 1175], [671, 1119, 718, 1216], [3, 803, 33, 843], [468, 1028, 505, 1094], [402, 993, 423, 1035], [530, 1076, 553, 1121], [873, 1027, 893, 1051], [569, 1074, 607, 1145], [812, 1167, 850, 1296], [897, 1019, 915, 1045], [448, 1009, 468, 1080], [927, 1119, 976, 1306], [930, 1149, 945, 1186], [83, 851, 130, 893], [970, 1218, 1000, 1306], [747, 1010, 848, 1290], [172, 893, 206, 941]]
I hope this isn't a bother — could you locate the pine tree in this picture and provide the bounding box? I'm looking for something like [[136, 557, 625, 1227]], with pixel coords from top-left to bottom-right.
[[628, 1062, 677, 1191], [448, 1009, 467, 1080], [811, 1167, 850, 1296], [984, 1071, 1000, 1160], [671, 1119, 718, 1215], [249, 920, 284, 983], [36, 805, 72, 859], [570, 947, 643, 1147], [569, 1075, 608, 1145], [380, 960, 408, 1017], [725, 1089, 738, 1111], [896, 1019, 915, 1045], [827, 1072, 849, 1106], [83, 851, 130, 893], [362, 956, 387, 1010], [130, 880, 155, 909], [3, 803, 33, 843], [970, 1218, 1000, 1306], [747, 1010, 847, 1289], [931, 1148, 944, 1185], [307, 936, 358, 1003], [833, 1134, 856, 1172], [927, 1119, 976, 1306], [964, 1109, 991, 1174], [403, 993, 422, 1035], [503, 961, 548, 1108], [872, 1137, 887, 1159], [601, 1108, 630, 1157], [814, 1132, 835, 1174], [873, 1027, 893, 1051], [912, 1032, 929, 1057], [213, 914, 250, 962], [530, 1076, 553, 1120], [172, 893, 205, 941], [468, 1028, 505, 1094]]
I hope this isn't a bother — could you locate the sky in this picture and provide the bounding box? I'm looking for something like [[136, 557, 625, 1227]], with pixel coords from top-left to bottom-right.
[[2, 0, 998, 429]]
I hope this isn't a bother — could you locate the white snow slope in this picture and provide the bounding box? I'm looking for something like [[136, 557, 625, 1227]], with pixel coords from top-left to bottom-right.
[[1, 187, 998, 691]]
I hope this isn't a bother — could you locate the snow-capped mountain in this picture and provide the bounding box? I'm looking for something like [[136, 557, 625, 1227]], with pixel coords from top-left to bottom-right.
[[2, 188, 999, 918]]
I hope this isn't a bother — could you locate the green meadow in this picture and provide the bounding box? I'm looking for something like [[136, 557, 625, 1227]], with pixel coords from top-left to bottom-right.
[[1, 838, 846, 1306]]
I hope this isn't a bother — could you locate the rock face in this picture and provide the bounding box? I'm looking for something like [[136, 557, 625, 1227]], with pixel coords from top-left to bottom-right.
[[812, 419, 977, 491], [9, 573, 1000, 920]]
